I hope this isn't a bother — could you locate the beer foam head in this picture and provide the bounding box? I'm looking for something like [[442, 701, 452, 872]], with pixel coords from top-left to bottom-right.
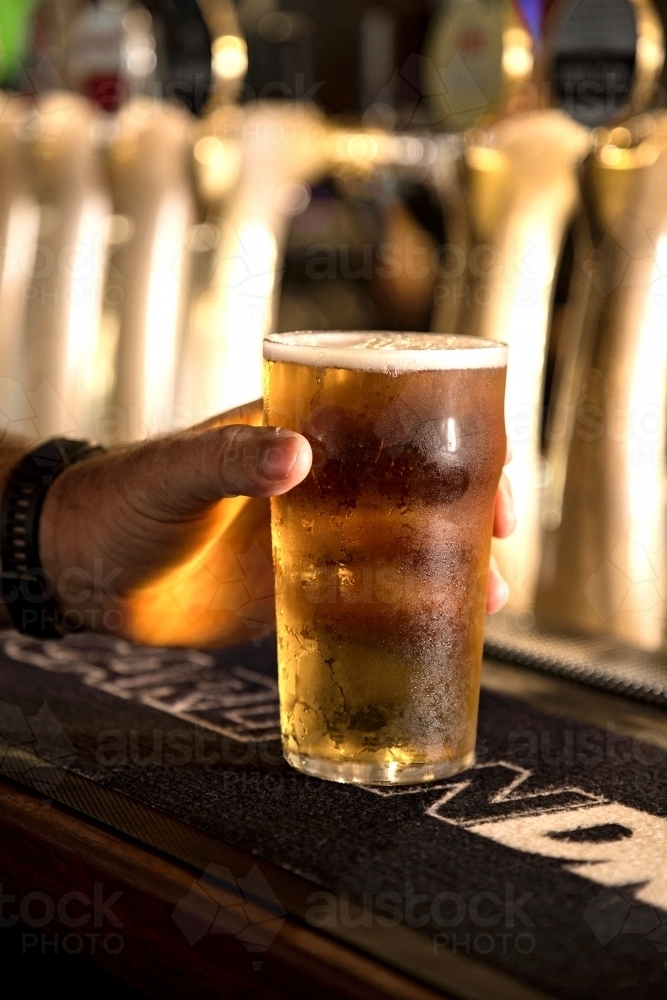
[[264, 332, 508, 372]]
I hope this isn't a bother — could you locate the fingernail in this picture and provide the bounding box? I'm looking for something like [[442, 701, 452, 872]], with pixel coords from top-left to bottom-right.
[[261, 437, 299, 481], [494, 576, 510, 610]]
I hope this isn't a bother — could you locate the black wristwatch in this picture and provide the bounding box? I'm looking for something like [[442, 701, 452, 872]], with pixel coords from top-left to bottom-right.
[[0, 438, 105, 639]]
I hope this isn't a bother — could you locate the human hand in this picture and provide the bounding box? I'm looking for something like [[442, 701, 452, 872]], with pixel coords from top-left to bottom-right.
[[39, 402, 515, 647], [487, 447, 515, 615], [39, 402, 311, 647]]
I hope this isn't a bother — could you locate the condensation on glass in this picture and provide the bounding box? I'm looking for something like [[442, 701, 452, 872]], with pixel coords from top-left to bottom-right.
[[264, 332, 507, 785]]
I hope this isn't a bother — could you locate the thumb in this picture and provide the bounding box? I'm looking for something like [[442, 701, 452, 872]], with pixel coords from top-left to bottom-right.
[[126, 424, 312, 518]]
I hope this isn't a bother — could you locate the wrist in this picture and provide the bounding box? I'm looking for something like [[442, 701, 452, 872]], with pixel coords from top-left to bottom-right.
[[39, 462, 79, 605], [1, 438, 106, 637], [40, 457, 122, 633]]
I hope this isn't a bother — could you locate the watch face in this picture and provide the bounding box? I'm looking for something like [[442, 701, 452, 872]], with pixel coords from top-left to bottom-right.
[[423, 0, 509, 132], [550, 0, 638, 127]]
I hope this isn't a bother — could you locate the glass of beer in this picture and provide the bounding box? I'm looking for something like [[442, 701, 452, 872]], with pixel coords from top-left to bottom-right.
[[263, 332, 507, 785]]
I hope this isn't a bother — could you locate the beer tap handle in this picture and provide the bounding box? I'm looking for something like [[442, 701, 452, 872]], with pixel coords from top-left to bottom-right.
[[536, 118, 667, 650], [182, 102, 332, 419], [107, 99, 196, 441], [426, 134, 470, 337], [541, 124, 657, 533], [20, 92, 111, 439], [196, 0, 246, 109], [183, 111, 463, 419], [458, 110, 591, 611], [0, 97, 41, 403]]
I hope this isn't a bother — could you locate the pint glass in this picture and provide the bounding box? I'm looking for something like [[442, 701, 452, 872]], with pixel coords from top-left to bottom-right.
[[264, 332, 507, 785]]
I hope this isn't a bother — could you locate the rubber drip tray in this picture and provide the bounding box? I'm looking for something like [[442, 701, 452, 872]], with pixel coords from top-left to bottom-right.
[[484, 611, 667, 707]]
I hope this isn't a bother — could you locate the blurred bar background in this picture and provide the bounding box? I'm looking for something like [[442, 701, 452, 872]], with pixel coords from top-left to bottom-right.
[[3, 0, 667, 661]]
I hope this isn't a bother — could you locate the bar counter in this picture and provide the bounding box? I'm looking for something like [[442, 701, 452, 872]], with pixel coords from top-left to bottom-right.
[[0, 629, 666, 999]]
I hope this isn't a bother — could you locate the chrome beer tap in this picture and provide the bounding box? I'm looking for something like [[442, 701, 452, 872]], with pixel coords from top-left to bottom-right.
[[106, 98, 196, 441], [538, 0, 664, 130], [99, 0, 243, 441], [424, 0, 539, 334], [460, 0, 665, 615], [423, 0, 588, 613], [536, 117, 667, 651], [529, 0, 667, 647], [181, 101, 331, 418], [182, 103, 457, 418], [0, 97, 41, 409], [20, 92, 111, 439], [457, 111, 591, 611]]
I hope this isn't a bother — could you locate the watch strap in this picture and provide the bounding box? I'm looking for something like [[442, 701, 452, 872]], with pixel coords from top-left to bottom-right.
[[0, 438, 105, 638]]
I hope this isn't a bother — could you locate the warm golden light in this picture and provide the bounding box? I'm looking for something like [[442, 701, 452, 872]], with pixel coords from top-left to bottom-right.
[[338, 132, 379, 164], [194, 136, 224, 165], [126, 405, 270, 649], [638, 34, 664, 75], [465, 145, 505, 172], [502, 28, 533, 80], [193, 134, 242, 202], [212, 35, 248, 81], [608, 127, 632, 149], [597, 139, 660, 171], [599, 145, 623, 167]]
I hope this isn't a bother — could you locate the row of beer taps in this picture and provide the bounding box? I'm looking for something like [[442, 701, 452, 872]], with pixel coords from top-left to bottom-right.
[[461, 109, 667, 656], [0, 89, 455, 423], [2, 0, 667, 653]]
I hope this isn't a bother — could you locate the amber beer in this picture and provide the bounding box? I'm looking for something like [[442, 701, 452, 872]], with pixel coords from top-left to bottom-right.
[[264, 332, 507, 785]]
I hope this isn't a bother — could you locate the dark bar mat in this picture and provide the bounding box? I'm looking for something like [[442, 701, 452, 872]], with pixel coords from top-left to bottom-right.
[[0, 629, 667, 1000], [485, 611, 667, 706]]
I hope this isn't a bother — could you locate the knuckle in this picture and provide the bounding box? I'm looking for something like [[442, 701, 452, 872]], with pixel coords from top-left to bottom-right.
[[218, 424, 246, 472], [217, 425, 265, 487]]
